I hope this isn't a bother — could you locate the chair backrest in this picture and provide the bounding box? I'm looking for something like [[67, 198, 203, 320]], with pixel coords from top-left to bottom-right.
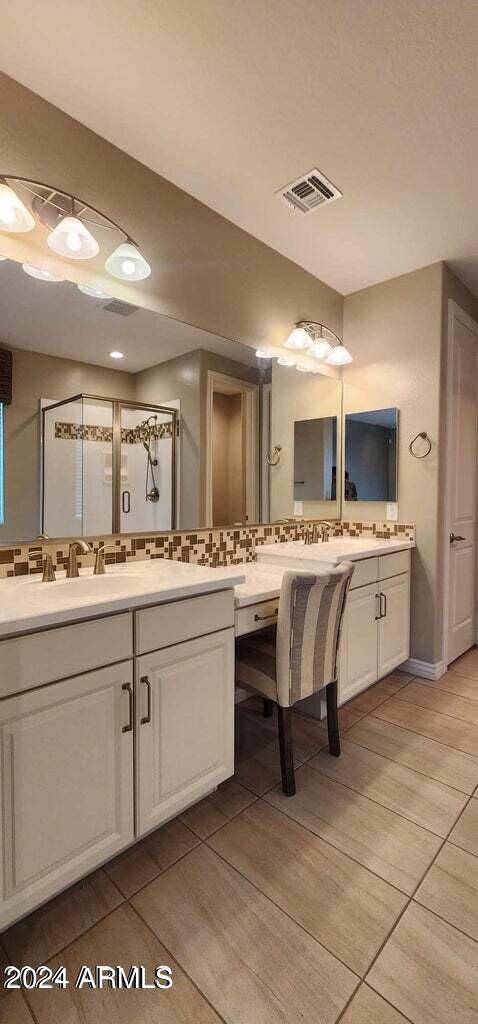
[[276, 562, 354, 706]]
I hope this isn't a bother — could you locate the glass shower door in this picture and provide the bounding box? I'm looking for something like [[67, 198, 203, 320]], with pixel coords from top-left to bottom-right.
[[118, 404, 176, 534]]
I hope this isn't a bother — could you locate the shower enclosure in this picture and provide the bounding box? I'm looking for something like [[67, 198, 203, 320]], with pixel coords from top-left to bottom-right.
[[41, 394, 177, 537]]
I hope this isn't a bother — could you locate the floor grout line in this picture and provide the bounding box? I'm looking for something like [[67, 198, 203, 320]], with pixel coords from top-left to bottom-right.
[[369, 706, 478, 760], [340, 729, 477, 795], [126, 892, 231, 1024]]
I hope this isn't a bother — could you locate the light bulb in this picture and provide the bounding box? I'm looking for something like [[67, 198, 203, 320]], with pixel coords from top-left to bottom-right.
[[77, 283, 113, 299], [284, 326, 310, 350], [307, 339, 332, 360], [105, 242, 151, 282], [23, 263, 65, 282], [47, 216, 99, 260], [0, 183, 35, 233], [326, 345, 353, 365]]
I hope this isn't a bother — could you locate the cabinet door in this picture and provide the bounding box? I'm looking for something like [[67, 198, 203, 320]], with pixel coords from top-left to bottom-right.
[[0, 662, 134, 929], [136, 628, 235, 836], [338, 583, 379, 704], [378, 573, 410, 677]]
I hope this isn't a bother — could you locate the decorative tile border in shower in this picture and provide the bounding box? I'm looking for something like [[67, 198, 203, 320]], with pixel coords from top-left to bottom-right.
[[54, 421, 173, 443], [0, 520, 415, 578]]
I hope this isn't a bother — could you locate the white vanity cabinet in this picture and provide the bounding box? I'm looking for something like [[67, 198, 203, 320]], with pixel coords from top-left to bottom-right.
[[0, 586, 236, 929], [339, 550, 410, 703], [136, 629, 234, 835], [0, 660, 134, 929]]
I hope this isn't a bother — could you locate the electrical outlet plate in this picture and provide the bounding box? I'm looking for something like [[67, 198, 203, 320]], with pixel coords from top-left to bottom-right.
[[386, 502, 398, 521], [294, 500, 304, 516]]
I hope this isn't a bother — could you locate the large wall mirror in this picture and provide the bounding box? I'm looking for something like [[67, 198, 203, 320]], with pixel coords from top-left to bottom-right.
[[0, 257, 272, 543], [344, 408, 398, 502]]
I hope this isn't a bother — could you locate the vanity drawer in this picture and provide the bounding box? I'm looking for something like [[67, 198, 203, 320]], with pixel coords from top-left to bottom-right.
[[349, 557, 379, 590], [135, 589, 235, 654], [236, 599, 280, 637], [379, 549, 410, 581], [0, 613, 133, 698]]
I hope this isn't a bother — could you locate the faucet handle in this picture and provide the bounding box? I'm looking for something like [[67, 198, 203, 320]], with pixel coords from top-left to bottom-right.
[[42, 552, 56, 583]]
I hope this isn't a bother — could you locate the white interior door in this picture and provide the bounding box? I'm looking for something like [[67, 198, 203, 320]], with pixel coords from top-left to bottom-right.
[[446, 306, 478, 664]]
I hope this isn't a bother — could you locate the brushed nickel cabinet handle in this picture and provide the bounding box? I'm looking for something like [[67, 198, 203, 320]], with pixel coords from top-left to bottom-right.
[[375, 593, 382, 620], [381, 592, 387, 617], [122, 682, 133, 733], [254, 609, 279, 622], [140, 675, 152, 725]]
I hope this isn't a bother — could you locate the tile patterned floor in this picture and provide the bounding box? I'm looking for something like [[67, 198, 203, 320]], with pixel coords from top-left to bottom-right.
[[1, 659, 478, 1023]]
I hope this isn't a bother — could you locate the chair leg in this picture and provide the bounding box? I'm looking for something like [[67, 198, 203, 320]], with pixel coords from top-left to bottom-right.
[[278, 706, 296, 796], [326, 680, 341, 757], [263, 698, 274, 718]]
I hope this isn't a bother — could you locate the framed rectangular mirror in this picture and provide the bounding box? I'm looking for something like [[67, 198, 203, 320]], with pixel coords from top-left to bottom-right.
[[293, 416, 337, 502], [344, 407, 398, 502]]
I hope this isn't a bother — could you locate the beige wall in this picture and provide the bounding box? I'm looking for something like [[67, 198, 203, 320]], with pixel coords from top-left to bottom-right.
[[0, 72, 342, 354], [343, 263, 444, 664], [1, 347, 135, 543], [270, 363, 342, 521]]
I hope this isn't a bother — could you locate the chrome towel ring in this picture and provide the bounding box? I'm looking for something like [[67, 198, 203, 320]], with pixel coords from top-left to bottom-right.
[[409, 431, 432, 459]]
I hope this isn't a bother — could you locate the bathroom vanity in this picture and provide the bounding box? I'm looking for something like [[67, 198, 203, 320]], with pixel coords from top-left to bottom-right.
[[0, 562, 243, 929], [234, 536, 413, 703]]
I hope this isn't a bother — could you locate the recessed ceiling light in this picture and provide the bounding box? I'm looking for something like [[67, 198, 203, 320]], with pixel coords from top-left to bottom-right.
[[109, 350, 124, 359], [22, 263, 65, 282]]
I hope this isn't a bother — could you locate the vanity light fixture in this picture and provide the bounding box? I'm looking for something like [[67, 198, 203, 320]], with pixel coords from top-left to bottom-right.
[[78, 283, 113, 299], [326, 344, 353, 365], [22, 263, 65, 282], [283, 321, 352, 366], [284, 326, 310, 350], [109, 350, 124, 359], [0, 182, 35, 233], [48, 216, 100, 260], [104, 242, 151, 282], [0, 176, 151, 282]]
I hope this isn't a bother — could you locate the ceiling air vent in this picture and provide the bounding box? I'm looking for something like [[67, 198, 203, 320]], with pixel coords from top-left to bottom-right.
[[102, 300, 139, 317], [277, 168, 342, 214]]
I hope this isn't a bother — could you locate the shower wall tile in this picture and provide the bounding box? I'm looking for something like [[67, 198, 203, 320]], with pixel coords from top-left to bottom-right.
[[0, 520, 415, 578]]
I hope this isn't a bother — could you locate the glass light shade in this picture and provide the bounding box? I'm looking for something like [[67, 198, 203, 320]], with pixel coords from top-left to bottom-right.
[[277, 356, 295, 366], [105, 242, 151, 281], [307, 339, 332, 360], [284, 327, 310, 350], [23, 263, 65, 282], [78, 283, 113, 299], [326, 344, 353, 365], [255, 347, 274, 359], [47, 216, 99, 260], [0, 184, 35, 233]]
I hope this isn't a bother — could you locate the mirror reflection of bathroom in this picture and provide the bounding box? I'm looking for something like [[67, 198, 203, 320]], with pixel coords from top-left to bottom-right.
[[293, 416, 337, 502], [344, 408, 398, 502]]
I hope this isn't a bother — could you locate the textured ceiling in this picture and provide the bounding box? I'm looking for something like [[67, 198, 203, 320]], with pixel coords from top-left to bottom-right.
[[1, 0, 478, 296]]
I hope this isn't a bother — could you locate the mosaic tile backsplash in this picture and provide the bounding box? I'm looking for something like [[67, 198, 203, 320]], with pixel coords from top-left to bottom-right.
[[0, 520, 415, 579]]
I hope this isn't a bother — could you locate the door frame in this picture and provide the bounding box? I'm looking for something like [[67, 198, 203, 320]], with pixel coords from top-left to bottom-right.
[[442, 300, 478, 667], [204, 371, 260, 527]]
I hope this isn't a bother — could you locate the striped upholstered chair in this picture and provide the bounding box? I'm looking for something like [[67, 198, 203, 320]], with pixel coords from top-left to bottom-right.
[[235, 562, 354, 796]]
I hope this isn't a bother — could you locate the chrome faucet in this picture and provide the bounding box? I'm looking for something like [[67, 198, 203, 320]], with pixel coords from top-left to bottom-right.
[[304, 521, 333, 545], [66, 540, 93, 578], [93, 543, 117, 575]]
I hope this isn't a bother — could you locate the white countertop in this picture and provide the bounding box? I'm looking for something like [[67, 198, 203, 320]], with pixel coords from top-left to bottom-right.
[[256, 536, 414, 567], [0, 560, 245, 638], [212, 563, 289, 606]]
